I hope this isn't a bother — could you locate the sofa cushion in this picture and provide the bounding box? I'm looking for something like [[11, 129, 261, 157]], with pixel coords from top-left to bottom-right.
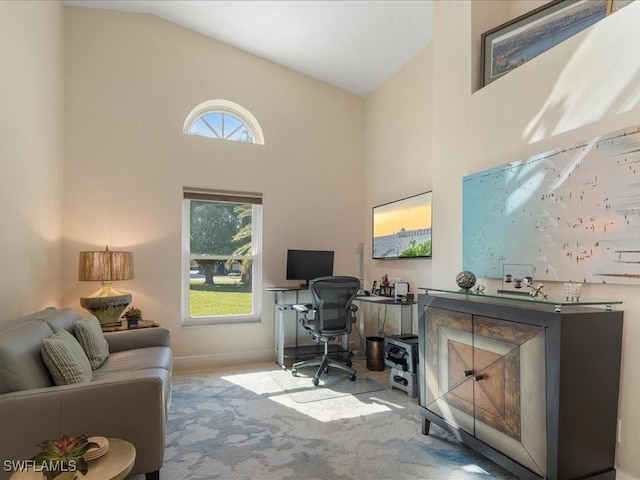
[[44, 307, 83, 333], [2, 307, 58, 325], [0, 320, 55, 394], [92, 366, 173, 415], [41, 329, 93, 385], [74, 315, 110, 369], [95, 346, 173, 374], [93, 345, 173, 411]]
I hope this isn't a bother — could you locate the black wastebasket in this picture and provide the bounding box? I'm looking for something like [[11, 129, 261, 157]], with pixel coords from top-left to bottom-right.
[[366, 336, 385, 371]]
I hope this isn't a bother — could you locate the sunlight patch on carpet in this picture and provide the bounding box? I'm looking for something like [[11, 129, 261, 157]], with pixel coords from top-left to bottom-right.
[[220, 370, 286, 395], [268, 366, 386, 403], [219, 364, 399, 423], [462, 464, 491, 474]]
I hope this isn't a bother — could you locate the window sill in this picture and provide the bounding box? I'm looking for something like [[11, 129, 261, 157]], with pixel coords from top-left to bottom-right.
[[181, 315, 260, 327]]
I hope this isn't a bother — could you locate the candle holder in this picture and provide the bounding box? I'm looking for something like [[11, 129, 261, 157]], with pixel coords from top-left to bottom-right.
[[564, 282, 582, 302], [498, 263, 534, 296]]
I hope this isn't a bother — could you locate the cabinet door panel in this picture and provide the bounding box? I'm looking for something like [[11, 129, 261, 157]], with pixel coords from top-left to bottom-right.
[[473, 315, 547, 477], [424, 307, 475, 434], [472, 332, 519, 439], [423, 307, 547, 477]]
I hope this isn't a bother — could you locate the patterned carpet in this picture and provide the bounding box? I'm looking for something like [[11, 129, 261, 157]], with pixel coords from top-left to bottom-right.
[[128, 362, 516, 480]]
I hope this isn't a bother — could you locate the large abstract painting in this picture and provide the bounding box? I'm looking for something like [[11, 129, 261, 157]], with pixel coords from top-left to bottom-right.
[[463, 123, 640, 284]]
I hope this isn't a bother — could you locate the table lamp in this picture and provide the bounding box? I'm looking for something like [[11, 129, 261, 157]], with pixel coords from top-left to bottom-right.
[[78, 246, 134, 326]]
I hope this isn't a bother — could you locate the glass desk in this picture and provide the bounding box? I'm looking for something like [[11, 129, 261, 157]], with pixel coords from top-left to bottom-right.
[[266, 286, 349, 368]]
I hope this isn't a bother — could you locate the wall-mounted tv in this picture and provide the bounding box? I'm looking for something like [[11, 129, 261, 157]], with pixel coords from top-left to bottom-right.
[[373, 191, 432, 259]]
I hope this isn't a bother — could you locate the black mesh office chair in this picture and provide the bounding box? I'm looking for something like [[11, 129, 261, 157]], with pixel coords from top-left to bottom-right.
[[291, 276, 360, 386]]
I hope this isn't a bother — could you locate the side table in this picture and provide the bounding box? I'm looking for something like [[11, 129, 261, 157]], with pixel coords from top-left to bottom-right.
[[101, 319, 160, 333], [10, 438, 136, 480]]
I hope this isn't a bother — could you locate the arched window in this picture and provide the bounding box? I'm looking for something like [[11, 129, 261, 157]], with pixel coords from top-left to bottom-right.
[[183, 99, 264, 145]]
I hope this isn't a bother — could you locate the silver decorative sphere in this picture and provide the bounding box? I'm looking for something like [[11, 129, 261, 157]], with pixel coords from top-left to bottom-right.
[[456, 271, 477, 290]]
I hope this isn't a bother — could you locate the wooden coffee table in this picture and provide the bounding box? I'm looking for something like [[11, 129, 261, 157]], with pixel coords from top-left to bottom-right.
[[10, 438, 136, 480]]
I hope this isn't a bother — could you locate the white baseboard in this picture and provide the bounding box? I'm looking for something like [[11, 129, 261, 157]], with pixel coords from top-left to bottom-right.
[[173, 349, 274, 375]]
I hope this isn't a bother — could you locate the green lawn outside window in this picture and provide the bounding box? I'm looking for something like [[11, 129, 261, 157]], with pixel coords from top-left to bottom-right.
[[189, 275, 252, 317]]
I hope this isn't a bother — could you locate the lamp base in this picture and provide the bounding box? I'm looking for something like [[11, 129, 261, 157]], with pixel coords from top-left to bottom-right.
[[80, 283, 132, 325]]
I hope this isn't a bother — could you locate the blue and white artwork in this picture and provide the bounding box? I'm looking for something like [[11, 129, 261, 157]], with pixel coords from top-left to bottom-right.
[[463, 124, 640, 284]]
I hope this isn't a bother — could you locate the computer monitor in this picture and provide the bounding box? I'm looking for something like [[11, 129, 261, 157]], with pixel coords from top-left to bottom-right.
[[286, 249, 334, 287]]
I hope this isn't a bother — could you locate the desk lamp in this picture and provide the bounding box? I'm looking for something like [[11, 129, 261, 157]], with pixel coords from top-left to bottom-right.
[[78, 246, 134, 326]]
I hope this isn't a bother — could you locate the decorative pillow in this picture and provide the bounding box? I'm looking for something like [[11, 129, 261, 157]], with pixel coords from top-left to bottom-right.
[[74, 315, 110, 370], [41, 329, 93, 385]]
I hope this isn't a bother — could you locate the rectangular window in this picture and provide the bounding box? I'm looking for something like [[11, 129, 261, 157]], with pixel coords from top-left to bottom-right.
[[182, 188, 262, 326]]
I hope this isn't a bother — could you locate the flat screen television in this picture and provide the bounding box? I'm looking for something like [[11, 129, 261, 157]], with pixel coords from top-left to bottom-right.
[[286, 249, 335, 287], [372, 191, 432, 259]]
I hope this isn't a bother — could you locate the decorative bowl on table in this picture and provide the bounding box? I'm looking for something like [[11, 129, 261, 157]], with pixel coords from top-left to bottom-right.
[[84, 437, 109, 461]]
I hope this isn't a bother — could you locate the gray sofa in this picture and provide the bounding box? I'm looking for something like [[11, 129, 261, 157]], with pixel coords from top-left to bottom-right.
[[0, 307, 172, 480]]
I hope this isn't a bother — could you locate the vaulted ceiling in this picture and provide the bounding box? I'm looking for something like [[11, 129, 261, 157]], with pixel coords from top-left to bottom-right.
[[64, 0, 433, 97]]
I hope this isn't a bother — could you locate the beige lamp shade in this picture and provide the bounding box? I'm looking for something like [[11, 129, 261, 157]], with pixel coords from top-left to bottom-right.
[[79, 246, 134, 326], [78, 249, 134, 281]]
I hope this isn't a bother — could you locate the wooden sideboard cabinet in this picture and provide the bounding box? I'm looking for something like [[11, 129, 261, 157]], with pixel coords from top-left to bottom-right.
[[418, 292, 623, 480]]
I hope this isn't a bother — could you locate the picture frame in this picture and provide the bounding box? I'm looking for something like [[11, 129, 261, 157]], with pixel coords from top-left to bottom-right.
[[607, 0, 635, 14], [481, 0, 608, 86]]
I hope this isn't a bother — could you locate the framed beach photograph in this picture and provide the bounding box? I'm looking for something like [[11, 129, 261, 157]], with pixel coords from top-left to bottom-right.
[[481, 0, 608, 86], [462, 123, 640, 285]]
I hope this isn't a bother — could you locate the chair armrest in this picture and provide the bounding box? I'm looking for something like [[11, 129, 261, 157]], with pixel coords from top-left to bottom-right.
[[104, 327, 171, 352], [349, 304, 358, 324], [292, 304, 309, 313]]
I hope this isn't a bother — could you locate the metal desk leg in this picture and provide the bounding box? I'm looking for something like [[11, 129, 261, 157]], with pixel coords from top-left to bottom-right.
[[274, 296, 278, 361], [273, 289, 306, 369], [276, 304, 286, 368]]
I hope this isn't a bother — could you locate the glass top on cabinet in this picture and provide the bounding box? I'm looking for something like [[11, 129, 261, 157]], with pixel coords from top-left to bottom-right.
[[418, 287, 621, 311]]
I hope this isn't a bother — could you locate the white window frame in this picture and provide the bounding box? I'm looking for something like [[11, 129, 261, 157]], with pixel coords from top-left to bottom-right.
[[181, 191, 262, 326], [183, 99, 265, 145]]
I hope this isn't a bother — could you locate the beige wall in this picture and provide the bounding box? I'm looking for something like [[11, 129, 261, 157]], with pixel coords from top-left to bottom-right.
[[4, 0, 640, 475], [363, 46, 433, 306], [62, 7, 364, 369], [0, 1, 64, 320], [365, 1, 640, 476]]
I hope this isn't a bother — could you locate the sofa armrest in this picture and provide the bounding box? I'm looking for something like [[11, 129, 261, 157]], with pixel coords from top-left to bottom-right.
[[0, 376, 167, 479], [104, 327, 171, 352]]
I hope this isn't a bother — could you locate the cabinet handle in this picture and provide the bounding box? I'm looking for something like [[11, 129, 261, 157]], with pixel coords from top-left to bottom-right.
[[464, 369, 474, 377], [474, 374, 484, 381]]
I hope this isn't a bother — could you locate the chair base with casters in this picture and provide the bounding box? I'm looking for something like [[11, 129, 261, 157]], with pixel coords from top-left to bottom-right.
[[291, 341, 356, 386], [289, 276, 360, 386]]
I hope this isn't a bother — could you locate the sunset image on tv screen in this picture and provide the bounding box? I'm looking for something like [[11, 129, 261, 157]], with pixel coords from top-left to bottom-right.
[[373, 192, 432, 259]]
